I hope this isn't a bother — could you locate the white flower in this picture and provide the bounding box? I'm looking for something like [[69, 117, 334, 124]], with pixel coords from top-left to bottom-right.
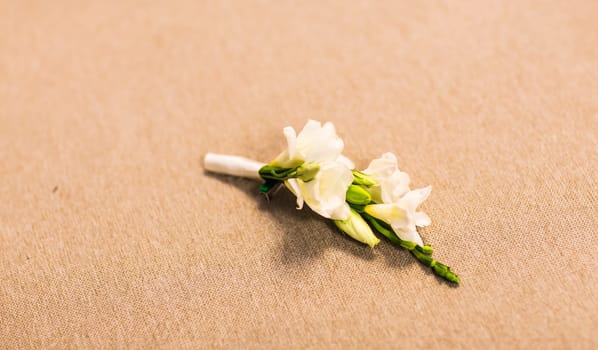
[[364, 187, 431, 246], [273, 120, 354, 220], [272, 120, 354, 169], [285, 161, 353, 220], [362, 152, 410, 203], [334, 209, 380, 248], [362, 153, 431, 246]]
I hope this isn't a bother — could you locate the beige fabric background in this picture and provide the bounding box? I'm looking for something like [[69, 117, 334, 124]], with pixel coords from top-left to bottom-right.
[[1, 1, 596, 348]]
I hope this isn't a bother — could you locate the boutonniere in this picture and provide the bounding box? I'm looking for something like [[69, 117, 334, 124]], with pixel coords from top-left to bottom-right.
[[205, 120, 459, 284]]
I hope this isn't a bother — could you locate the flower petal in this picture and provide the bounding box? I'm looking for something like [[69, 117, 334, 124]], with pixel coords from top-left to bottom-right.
[[393, 228, 424, 247], [364, 203, 408, 228], [296, 120, 344, 163], [363, 152, 411, 202], [414, 211, 431, 227], [295, 161, 353, 220], [401, 186, 432, 211], [272, 126, 304, 167], [335, 210, 380, 247], [285, 179, 304, 210], [363, 152, 398, 178], [283, 126, 297, 160], [336, 154, 355, 169]]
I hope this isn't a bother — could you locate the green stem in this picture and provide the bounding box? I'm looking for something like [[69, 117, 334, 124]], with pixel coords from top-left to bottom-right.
[[411, 249, 460, 284], [362, 212, 459, 284], [348, 203, 366, 213]]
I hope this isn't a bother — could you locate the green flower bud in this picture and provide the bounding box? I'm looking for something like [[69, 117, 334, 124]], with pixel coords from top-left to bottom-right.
[[416, 244, 434, 255], [399, 240, 417, 250], [352, 170, 377, 187], [345, 184, 372, 205], [335, 209, 380, 248]]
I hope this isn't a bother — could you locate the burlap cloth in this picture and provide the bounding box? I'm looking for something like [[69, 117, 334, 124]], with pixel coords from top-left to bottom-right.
[[1, 1, 596, 348]]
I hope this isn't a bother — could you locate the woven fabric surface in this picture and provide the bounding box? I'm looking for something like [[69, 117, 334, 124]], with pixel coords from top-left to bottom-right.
[[1, 1, 596, 348]]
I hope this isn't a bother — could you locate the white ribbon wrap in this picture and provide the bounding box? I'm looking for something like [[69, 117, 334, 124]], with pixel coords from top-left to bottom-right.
[[204, 153, 265, 180]]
